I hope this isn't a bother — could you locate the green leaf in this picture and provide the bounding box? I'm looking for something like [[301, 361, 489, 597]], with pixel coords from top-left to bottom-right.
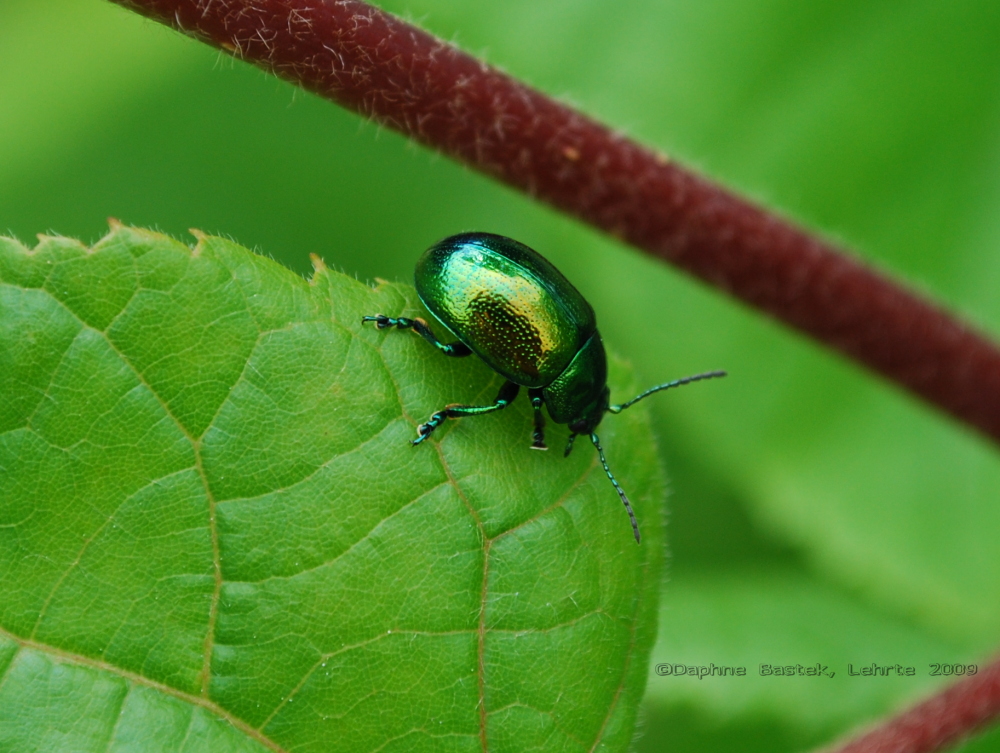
[[0, 226, 665, 752]]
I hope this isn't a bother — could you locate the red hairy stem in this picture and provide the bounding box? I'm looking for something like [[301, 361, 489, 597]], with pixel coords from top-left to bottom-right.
[[823, 657, 1000, 753], [111, 0, 1000, 446]]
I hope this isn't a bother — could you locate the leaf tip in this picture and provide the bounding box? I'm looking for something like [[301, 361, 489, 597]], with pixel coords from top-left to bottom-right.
[[33, 232, 88, 256], [187, 229, 209, 258], [309, 253, 328, 284], [107, 217, 124, 231]]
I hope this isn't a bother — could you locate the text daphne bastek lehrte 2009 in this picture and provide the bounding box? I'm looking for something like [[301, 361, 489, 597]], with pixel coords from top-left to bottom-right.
[[653, 662, 980, 679]]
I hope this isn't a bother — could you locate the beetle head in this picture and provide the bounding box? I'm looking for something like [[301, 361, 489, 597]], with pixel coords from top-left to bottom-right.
[[568, 386, 610, 435]]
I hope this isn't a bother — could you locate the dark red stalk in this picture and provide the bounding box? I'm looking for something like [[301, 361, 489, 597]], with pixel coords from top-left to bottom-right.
[[824, 657, 1000, 753], [108, 1, 1000, 750]]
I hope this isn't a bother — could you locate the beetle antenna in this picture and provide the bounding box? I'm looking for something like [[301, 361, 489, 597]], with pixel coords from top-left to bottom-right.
[[590, 433, 640, 543], [564, 432, 577, 457], [608, 370, 727, 414]]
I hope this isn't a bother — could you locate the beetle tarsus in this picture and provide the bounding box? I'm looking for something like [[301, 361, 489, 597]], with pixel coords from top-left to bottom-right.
[[362, 314, 411, 330], [412, 416, 442, 445]]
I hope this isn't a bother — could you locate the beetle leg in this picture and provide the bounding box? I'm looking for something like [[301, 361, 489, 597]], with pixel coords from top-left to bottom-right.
[[528, 388, 548, 450], [412, 381, 520, 445], [408, 317, 473, 357], [362, 314, 471, 357], [564, 432, 577, 457]]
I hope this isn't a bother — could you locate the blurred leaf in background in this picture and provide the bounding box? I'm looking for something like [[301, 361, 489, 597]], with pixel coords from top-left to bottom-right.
[[2, 0, 1000, 749]]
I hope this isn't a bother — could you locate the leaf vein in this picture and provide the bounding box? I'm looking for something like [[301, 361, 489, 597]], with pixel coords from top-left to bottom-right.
[[366, 728, 480, 753], [23, 326, 83, 429], [0, 626, 289, 753], [0, 646, 21, 697], [196, 321, 306, 441], [27, 467, 196, 641], [492, 452, 598, 542], [488, 700, 588, 749], [257, 628, 429, 731], [486, 609, 608, 635], [100, 683, 131, 753], [97, 259, 142, 335], [226, 479, 450, 585], [195, 444, 222, 698]]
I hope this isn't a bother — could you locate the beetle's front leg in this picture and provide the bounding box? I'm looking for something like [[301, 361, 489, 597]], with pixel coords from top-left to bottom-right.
[[564, 432, 577, 457], [362, 314, 471, 357], [413, 381, 520, 445], [528, 388, 548, 450]]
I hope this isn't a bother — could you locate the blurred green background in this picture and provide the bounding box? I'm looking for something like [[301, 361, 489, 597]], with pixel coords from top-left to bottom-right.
[[3, 0, 1000, 750]]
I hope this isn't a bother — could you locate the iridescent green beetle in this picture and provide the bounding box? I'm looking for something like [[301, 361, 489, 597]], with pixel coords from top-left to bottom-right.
[[364, 233, 725, 543]]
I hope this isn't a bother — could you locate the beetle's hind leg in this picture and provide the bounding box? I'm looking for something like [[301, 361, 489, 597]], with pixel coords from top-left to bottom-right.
[[413, 381, 520, 445], [362, 315, 471, 357], [528, 388, 548, 450]]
